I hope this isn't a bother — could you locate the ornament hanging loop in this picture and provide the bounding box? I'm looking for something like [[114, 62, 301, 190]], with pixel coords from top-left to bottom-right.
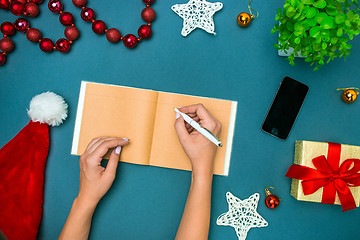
[[237, 0, 259, 27]]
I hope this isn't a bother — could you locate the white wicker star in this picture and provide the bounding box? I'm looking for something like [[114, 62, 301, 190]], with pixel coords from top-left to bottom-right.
[[171, 0, 223, 37], [217, 192, 268, 240]]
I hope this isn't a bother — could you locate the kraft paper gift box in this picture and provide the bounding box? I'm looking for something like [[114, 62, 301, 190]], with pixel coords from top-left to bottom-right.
[[286, 140, 360, 212]]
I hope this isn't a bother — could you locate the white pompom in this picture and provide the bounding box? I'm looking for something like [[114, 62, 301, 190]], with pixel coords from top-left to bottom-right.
[[27, 92, 68, 127]]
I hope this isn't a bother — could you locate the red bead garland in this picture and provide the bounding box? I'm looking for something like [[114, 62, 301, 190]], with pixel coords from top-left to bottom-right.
[[0, 0, 80, 66], [74, 0, 156, 48]]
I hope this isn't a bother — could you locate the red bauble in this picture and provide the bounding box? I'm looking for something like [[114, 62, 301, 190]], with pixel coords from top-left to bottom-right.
[[0, 38, 14, 53], [0, 53, 6, 66], [39, 38, 54, 52], [10, 1, 25, 16], [16, 0, 27, 4], [56, 38, 70, 53], [142, 0, 155, 5], [48, 0, 63, 13], [14, 18, 30, 32], [138, 25, 152, 39], [141, 7, 156, 22], [26, 28, 42, 42], [81, 8, 95, 22], [1, 22, 16, 36], [25, 2, 40, 17], [60, 12, 74, 26], [106, 28, 121, 43], [123, 34, 138, 48], [64, 26, 79, 41], [92, 20, 106, 34], [265, 195, 280, 209], [72, 0, 87, 8], [0, 0, 10, 10]]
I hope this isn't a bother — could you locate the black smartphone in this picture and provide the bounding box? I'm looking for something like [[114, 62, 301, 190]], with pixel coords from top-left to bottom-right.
[[261, 76, 309, 140]]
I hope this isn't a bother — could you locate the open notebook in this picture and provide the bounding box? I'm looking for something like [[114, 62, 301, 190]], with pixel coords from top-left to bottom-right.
[[71, 81, 237, 176]]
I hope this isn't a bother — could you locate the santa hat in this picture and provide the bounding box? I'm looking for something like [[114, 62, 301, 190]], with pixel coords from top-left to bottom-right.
[[0, 92, 68, 240]]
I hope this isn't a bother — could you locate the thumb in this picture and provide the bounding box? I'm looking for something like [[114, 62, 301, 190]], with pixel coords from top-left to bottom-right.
[[174, 114, 191, 143], [104, 146, 121, 178]]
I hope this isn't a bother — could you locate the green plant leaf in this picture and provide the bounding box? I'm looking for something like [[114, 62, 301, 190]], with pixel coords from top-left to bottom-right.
[[336, 28, 344, 37], [316, 12, 328, 24], [306, 7, 318, 18], [302, 0, 315, 5], [304, 17, 317, 27], [313, 0, 327, 9], [335, 13, 346, 24], [286, 21, 295, 31], [310, 26, 321, 37], [330, 37, 338, 44], [321, 16, 335, 29], [294, 37, 301, 44], [286, 6, 297, 18]]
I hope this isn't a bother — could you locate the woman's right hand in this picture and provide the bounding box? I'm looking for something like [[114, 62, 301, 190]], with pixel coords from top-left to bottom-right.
[[174, 104, 222, 177]]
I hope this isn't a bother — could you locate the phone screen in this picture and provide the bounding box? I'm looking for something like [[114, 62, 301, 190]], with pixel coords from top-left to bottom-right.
[[261, 76, 309, 140]]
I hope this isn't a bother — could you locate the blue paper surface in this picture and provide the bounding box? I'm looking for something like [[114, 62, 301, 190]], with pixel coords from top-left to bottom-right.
[[1, 1, 360, 239]]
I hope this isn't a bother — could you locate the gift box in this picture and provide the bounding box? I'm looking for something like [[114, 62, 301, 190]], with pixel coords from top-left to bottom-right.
[[286, 140, 360, 212]]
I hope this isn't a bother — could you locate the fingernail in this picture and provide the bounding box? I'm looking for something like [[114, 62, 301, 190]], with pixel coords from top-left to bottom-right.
[[122, 138, 129, 142], [175, 112, 180, 120], [115, 146, 122, 155]]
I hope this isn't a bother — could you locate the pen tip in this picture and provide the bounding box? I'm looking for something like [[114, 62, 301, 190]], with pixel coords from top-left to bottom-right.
[[219, 143, 223, 147]]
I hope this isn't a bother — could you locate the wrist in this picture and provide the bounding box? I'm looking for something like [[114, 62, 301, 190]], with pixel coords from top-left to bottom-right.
[[75, 194, 99, 212]]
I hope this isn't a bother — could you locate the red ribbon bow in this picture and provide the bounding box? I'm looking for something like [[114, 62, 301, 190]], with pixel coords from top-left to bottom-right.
[[285, 142, 360, 212]]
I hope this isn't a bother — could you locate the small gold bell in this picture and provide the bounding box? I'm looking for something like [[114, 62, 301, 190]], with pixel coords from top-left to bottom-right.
[[341, 89, 359, 103], [237, 12, 254, 27]]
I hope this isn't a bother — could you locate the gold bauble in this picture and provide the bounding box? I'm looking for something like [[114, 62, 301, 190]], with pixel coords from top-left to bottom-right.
[[341, 89, 359, 103], [237, 12, 254, 27]]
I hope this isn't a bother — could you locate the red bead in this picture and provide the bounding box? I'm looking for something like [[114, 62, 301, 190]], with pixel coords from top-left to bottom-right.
[[72, 0, 87, 8], [64, 26, 79, 41], [138, 25, 152, 39], [39, 38, 54, 52], [0, 38, 14, 53], [92, 20, 106, 34], [141, 7, 156, 22], [265, 195, 280, 209], [0, 38, 15, 53], [81, 8, 95, 22], [0, 0, 10, 9], [14, 18, 30, 32], [56, 38, 71, 53], [106, 28, 121, 43], [26, 28, 42, 42], [48, 0, 63, 13], [25, 3, 40, 17], [32, 0, 44, 4], [0, 52, 6, 66], [123, 34, 138, 48], [60, 12, 74, 26], [10, 1, 25, 16], [142, 0, 155, 5], [1, 22, 16, 36]]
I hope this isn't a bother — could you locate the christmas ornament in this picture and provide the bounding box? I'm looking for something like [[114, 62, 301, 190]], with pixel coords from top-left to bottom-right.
[[73, 0, 156, 48], [0, 92, 68, 240], [264, 187, 281, 209], [337, 88, 359, 103], [171, 0, 223, 37], [237, 0, 258, 27], [0, 0, 80, 66], [217, 192, 268, 240]]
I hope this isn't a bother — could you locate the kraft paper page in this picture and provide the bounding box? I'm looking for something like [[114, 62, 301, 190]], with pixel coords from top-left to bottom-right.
[[149, 92, 233, 175], [74, 82, 158, 165]]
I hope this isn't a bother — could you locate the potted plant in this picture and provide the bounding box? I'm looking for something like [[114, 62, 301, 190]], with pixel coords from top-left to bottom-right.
[[272, 0, 360, 70]]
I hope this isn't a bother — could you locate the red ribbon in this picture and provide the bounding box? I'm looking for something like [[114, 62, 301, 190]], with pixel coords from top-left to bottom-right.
[[285, 142, 360, 212]]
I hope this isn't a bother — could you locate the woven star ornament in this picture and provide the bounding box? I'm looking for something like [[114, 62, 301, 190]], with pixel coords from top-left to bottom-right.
[[172, 0, 223, 37], [217, 192, 268, 240]]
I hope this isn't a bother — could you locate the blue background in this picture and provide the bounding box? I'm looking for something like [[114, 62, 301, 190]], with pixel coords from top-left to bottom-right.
[[1, 0, 360, 239]]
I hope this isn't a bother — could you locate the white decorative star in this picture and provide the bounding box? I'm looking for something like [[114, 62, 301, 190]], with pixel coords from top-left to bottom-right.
[[217, 192, 268, 240], [171, 0, 223, 37]]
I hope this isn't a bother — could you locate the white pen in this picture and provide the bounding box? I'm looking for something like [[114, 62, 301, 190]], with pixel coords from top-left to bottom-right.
[[174, 108, 222, 147]]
